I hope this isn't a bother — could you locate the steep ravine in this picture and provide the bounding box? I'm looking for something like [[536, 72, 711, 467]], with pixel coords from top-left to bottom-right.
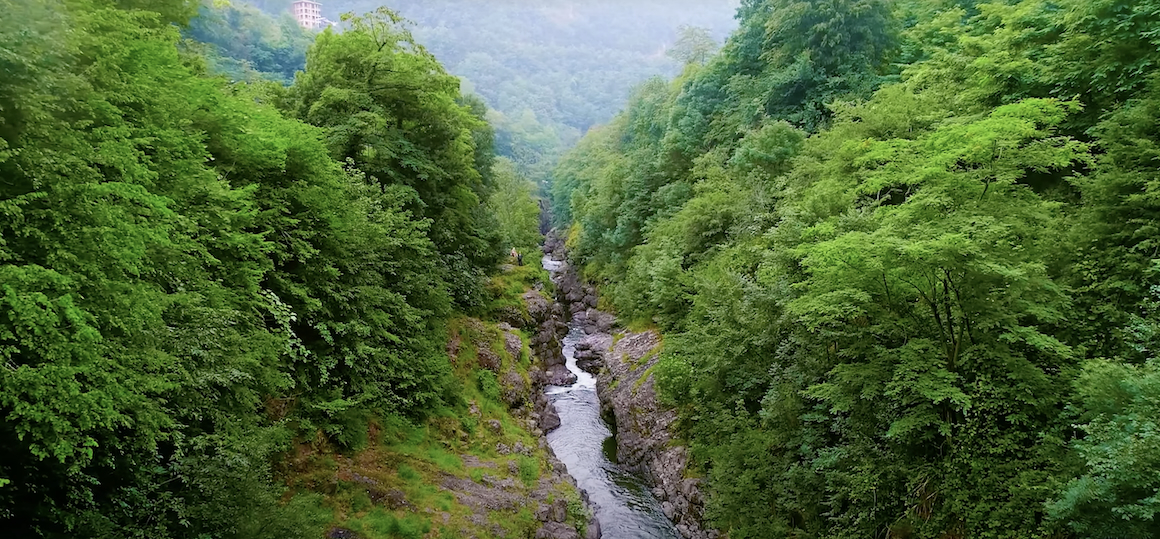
[[538, 233, 721, 539]]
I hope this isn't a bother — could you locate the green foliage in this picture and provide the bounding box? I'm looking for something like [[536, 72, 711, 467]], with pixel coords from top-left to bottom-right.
[[486, 158, 544, 253], [516, 455, 540, 487], [1048, 357, 1160, 538], [1067, 75, 1160, 359], [351, 508, 431, 539], [551, 0, 1160, 536], [476, 370, 501, 403], [0, 0, 525, 536], [292, 8, 503, 308], [186, 0, 313, 83]]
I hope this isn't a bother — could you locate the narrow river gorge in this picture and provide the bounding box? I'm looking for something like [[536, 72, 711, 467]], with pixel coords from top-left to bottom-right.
[[540, 255, 681, 539]]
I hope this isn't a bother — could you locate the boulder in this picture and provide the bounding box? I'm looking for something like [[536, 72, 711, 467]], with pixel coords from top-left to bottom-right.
[[523, 290, 551, 322], [545, 365, 577, 386], [498, 305, 530, 328], [575, 357, 602, 375], [550, 498, 568, 522], [381, 489, 408, 510], [539, 402, 561, 432], [501, 368, 530, 407], [585, 518, 602, 539], [503, 331, 523, 361], [535, 522, 580, 539], [477, 347, 501, 372], [486, 419, 503, 434]]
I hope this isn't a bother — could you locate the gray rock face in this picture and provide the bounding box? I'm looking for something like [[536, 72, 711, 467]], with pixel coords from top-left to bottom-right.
[[503, 330, 523, 361], [593, 329, 718, 539], [477, 347, 502, 372], [585, 518, 602, 539], [536, 522, 581, 539], [572, 336, 608, 374], [539, 401, 562, 432], [574, 357, 602, 374], [501, 367, 530, 407], [497, 304, 531, 328], [546, 365, 578, 386], [522, 275, 572, 430], [541, 229, 718, 539]]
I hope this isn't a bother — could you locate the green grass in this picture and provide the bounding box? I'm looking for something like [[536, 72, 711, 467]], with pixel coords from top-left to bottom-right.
[[625, 317, 658, 333], [295, 493, 338, 531], [350, 490, 373, 513], [426, 447, 464, 474], [489, 506, 539, 538], [351, 508, 431, 539], [484, 263, 552, 318], [475, 369, 501, 402], [397, 464, 420, 482], [282, 278, 591, 539], [460, 415, 478, 435], [516, 455, 539, 486], [435, 491, 455, 511]]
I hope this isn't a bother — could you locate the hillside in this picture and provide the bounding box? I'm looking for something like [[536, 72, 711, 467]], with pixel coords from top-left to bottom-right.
[[0, 2, 573, 537], [325, 0, 741, 186], [552, 0, 1160, 536]]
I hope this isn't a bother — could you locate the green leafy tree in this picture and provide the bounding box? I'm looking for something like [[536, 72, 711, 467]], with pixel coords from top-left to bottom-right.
[[667, 25, 719, 65], [486, 158, 544, 254], [292, 8, 503, 307], [1049, 354, 1160, 538], [0, 0, 499, 535]]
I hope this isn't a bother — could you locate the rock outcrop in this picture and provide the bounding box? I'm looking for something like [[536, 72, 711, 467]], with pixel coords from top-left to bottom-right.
[[542, 230, 719, 539], [524, 288, 577, 389], [596, 331, 717, 539], [511, 259, 599, 538]]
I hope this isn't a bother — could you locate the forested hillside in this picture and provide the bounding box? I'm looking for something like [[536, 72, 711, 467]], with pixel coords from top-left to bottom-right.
[[0, 0, 546, 536], [188, 0, 740, 192], [186, 0, 313, 83], [325, 0, 740, 186], [553, 0, 1160, 537]]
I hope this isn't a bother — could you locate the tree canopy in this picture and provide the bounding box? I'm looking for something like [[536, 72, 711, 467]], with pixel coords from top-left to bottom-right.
[[0, 1, 508, 535], [552, 0, 1160, 536]]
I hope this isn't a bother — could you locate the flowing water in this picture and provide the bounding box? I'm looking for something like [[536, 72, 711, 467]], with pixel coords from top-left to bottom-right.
[[542, 256, 679, 539]]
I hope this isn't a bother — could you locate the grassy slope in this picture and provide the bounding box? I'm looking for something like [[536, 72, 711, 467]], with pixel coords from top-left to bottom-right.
[[280, 264, 585, 539]]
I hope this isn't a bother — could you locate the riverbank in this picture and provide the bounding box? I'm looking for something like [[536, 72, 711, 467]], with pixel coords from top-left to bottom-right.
[[278, 263, 596, 539], [541, 232, 720, 539]]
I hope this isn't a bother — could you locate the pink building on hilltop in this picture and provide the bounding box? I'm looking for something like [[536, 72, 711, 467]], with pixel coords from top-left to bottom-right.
[[292, 0, 324, 29]]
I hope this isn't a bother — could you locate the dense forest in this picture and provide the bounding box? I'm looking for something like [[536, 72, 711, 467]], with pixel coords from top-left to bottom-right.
[[187, 0, 740, 189], [324, 0, 740, 186], [552, 0, 1160, 537], [0, 0, 546, 536], [9, 0, 1160, 537], [185, 0, 314, 83]]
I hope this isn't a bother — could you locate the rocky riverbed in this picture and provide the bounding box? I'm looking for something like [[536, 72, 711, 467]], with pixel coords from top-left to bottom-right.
[[540, 232, 720, 539], [509, 282, 602, 539]]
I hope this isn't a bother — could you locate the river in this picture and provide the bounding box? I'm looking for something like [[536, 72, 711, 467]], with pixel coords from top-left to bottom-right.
[[542, 256, 679, 539]]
